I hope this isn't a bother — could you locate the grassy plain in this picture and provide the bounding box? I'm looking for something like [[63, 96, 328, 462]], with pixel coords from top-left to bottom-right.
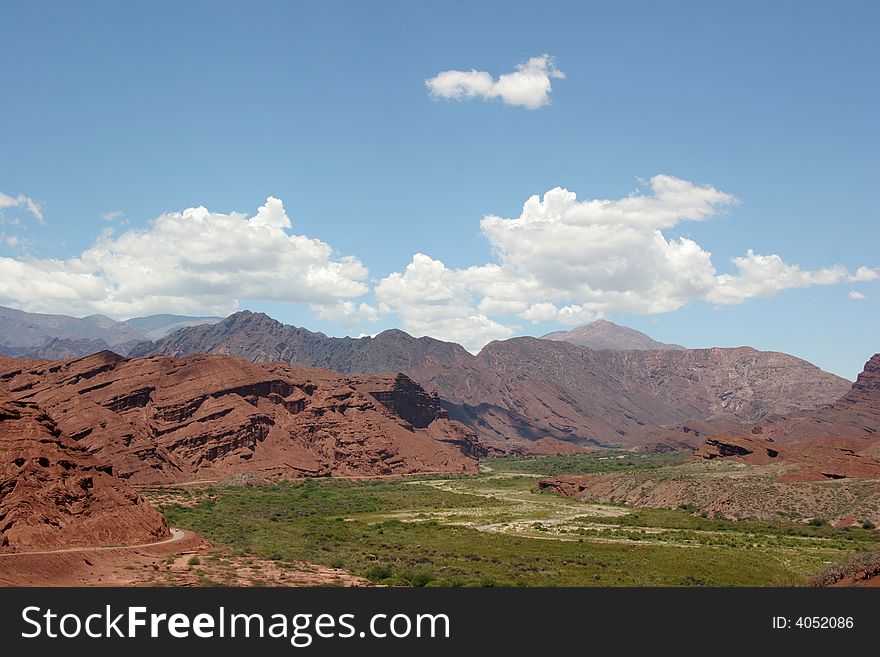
[[152, 452, 880, 587]]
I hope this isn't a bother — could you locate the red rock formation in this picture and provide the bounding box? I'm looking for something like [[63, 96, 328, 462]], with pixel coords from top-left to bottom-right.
[[348, 373, 486, 459], [695, 354, 880, 480], [0, 389, 169, 552], [638, 417, 751, 452], [0, 353, 483, 484]]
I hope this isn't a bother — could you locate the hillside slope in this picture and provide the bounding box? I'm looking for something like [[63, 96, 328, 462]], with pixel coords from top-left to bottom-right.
[[0, 352, 482, 484]]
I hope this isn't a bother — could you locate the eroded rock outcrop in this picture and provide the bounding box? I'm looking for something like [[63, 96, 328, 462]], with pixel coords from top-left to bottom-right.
[[0, 389, 169, 552], [695, 354, 880, 480], [349, 374, 486, 459], [0, 353, 483, 484]]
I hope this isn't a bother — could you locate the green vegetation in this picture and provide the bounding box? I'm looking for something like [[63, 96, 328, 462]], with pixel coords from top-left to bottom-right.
[[155, 454, 879, 587], [484, 450, 692, 476], [576, 507, 876, 540]]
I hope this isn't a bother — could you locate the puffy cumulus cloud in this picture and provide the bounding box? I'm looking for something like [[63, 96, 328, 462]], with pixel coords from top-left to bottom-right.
[[375, 254, 515, 351], [0, 191, 44, 224], [378, 176, 877, 349], [848, 291, 866, 301], [0, 196, 370, 318], [477, 178, 733, 316], [425, 54, 565, 109]]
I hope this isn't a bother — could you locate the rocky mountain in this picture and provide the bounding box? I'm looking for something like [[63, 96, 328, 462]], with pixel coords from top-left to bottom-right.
[[542, 319, 685, 351], [695, 353, 880, 481], [0, 305, 220, 358], [0, 388, 169, 552], [129, 311, 473, 373], [131, 311, 851, 454], [0, 352, 482, 484], [441, 339, 851, 451]]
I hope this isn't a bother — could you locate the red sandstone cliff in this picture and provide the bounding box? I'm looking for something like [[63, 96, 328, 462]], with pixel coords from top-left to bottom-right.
[[0, 389, 169, 553], [0, 352, 483, 485]]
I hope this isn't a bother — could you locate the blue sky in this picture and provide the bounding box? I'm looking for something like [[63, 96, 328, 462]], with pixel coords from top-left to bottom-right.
[[0, 0, 877, 378]]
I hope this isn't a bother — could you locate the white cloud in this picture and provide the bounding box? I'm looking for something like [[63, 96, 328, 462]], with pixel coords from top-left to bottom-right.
[[0, 196, 370, 319], [707, 251, 869, 305], [848, 290, 866, 300], [311, 300, 382, 328], [0, 191, 44, 224], [3, 180, 874, 350], [375, 254, 515, 350], [426, 54, 565, 109], [852, 266, 879, 282], [378, 175, 877, 349], [101, 210, 124, 221]]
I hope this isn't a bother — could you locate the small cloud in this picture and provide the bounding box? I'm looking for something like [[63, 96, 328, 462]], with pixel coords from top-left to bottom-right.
[[851, 266, 879, 282], [101, 210, 124, 221], [311, 300, 382, 328], [426, 54, 565, 110], [848, 290, 866, 300], [0, 191, 44, 224]]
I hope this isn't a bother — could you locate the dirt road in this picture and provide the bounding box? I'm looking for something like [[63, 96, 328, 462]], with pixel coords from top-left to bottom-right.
[[0, 528, 185, 558]]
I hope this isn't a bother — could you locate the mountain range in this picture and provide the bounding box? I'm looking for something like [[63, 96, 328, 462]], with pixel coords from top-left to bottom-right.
[[0, 305, 220, 359], [128, 310, 852, 454], [1, 305, 877, 552]]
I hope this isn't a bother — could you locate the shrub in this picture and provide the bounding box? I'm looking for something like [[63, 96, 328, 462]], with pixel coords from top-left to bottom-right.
[[409, 572, 436, 587], [365, 565, 393, 582], [187, 556, 201, 566]]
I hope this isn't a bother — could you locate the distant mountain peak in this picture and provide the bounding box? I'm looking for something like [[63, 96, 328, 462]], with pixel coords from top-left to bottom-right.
[[541, 319, 686, 351], [0, 304, 220, 355], [224, 310, 274, 324]]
